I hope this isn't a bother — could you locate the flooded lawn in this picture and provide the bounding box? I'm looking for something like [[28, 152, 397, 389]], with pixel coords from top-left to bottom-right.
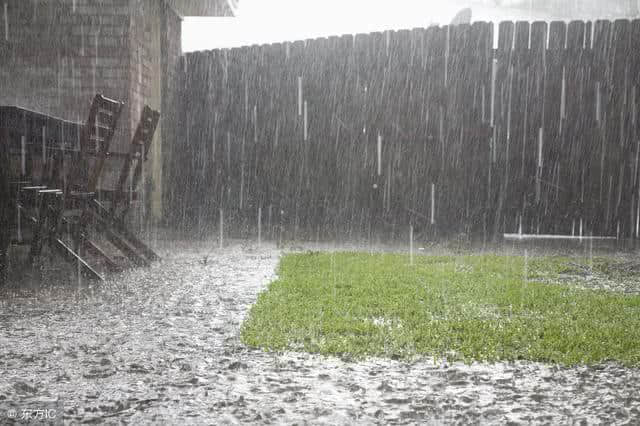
[[1, 239, 640, 424]]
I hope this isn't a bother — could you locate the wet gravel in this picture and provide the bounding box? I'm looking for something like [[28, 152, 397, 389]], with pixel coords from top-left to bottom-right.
[[1, 239, 640, 425]]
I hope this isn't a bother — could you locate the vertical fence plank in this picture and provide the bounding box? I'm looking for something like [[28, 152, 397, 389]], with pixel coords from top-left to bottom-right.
[[469, 21, 493, 239], [610, 20, 631, 238], [564, 21, 587, 236], [511, 21, 530, 232], [591, 20, 612, 235], [494, 21, 514, 236], [632, 20, 640, 238], [541, 21, 566, 234], [526, 21, 547, 234], [445, 23, 471, 234]]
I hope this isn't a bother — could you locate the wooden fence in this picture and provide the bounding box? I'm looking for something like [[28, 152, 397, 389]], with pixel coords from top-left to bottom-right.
[[167, 19, 640, 242]]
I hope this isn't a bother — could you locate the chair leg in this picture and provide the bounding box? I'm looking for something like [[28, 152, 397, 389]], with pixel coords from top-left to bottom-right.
[[28, 192, 47, 265], [0, 133, 11, 285], [0, 228, 9, 285]]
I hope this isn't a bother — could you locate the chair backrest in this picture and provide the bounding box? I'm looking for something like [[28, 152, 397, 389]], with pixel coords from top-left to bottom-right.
[[112, 105, 160, 219], [68, 94, 124, 194]]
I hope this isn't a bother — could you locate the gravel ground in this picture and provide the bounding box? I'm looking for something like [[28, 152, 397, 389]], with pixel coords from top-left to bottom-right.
[[1, 238, 640, 425]]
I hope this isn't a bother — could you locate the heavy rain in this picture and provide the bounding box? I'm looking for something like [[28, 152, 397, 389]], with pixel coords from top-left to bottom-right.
[[1, 0, 640, 424]]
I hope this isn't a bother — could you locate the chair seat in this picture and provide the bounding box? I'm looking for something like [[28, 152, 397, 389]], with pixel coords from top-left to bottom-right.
[[68, 191, 96, 200]]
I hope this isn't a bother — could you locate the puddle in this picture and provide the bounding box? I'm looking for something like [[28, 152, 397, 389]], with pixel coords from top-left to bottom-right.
[[0, 238, 639, 424]]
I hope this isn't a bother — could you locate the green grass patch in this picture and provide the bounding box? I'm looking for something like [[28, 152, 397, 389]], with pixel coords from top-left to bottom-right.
[[241, 253, 640, 366]]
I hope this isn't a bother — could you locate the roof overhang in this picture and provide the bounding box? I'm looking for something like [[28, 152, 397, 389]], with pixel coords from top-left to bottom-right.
[[168, 0, 237, 17]]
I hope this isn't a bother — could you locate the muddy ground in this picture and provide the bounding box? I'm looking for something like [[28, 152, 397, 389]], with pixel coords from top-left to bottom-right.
[[1, 237, 640, 425]]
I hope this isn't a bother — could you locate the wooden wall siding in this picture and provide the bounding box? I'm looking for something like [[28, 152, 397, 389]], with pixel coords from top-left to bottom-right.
[[168, 19, 640, 241]]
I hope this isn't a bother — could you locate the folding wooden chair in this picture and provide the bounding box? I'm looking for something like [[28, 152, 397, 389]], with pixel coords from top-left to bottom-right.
[[10, 96, 161, 281], [111, 105, 160, 221], [16, 95, 123, 280], [92, 105, 161, 264]]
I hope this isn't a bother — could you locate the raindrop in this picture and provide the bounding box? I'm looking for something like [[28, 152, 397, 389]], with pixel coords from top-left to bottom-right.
[[490, 58, 497, 126], [211, 124, 216, 164], [297, 76, 303, 116], [80, 22, 85, 56], [430, 183, 435, 225], [129, 162, 134, 208], [632, 86, 637, 128], [41, 126, 46, 164], [522, 249, 528, 309], [258, 207, 262, 247], [560, 67, 566, 121], [244, 80, 248, 119], [93, 33, 99, 96], [409, 224, 414, 266], [76, 247, 82, 290], [377, 133, 382, 176], [595, 81, 601, 123], [303, 101, 308, 141], [239, 169, 244, 209], [226, 132, 231, 166], [254, 105, 258, 143], [385, 30, 390, 56], [274, 120, 279, 148], [636, 200, 639, 239], [438, 106, 444, 146], [20, 135, 26, 176], [481, 84, 486, 123], [536, 128, 543, 203], [518, 215, 523, 236], [279, 210, 284, 247], [579, 218, 583, 239], [219, 209, 224, 249], [588, 233, 594, 275], [16, 202, 22, 244], [3, 2, 7, 41], [444, 27, 449, 87]]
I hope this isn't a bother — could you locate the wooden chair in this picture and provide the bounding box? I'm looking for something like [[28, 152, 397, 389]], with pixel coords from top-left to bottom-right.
[[10, 96, 161, 281], [111, 105, 160, 221], [20, 95, 124, 280], [92, 105, 161, 264]]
